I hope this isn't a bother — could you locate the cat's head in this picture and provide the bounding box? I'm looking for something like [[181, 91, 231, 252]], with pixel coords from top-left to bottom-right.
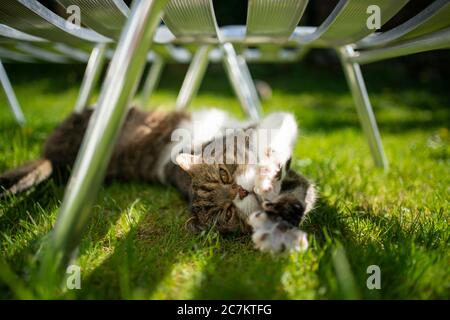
[[176, 153, 260, 234]]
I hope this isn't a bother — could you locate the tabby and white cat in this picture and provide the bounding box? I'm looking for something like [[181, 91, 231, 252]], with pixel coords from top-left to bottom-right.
[[0, 107, 316, 253]]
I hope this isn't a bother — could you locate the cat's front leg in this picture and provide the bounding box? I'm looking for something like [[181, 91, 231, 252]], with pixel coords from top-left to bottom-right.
[[253, 151, 284, 201]]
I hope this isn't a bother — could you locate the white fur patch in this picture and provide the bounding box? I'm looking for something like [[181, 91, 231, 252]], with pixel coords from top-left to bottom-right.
[[256, 112, 298, 164], [233, 166, 261, 219]]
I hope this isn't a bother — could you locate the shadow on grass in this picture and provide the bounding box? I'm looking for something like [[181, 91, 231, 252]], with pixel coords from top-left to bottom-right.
[[72, 189, 355, 299], [190, 238, 290, 299], [75, 208, 192, 299], [76, 199, 290, 299], [0, 179, 125, 299], [1, 179, 447, 299]]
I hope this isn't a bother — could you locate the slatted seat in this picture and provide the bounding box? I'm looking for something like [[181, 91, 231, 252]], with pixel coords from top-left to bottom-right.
[[0, 24, 68, 63], [54, 0, 191, 108], [0, 24, 90, 64], [0, 11, 93, 64], [0, 0, 188, 120], [296, 0, 409, 46], [55, 0, 192, 63], [357, 0, 450, 48], [162, 0, 263, 120], [0, 0, 110, 46], [163, 0, 220, 42], [0, 0, 113, 123], [56, 0, 129, 40], [0, 9, 89, 125], [246, 0, 308, 39]]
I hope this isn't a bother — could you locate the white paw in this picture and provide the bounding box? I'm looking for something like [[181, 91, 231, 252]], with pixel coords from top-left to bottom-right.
[[248, 211, 308, 253], [254, 161, 282, 201]]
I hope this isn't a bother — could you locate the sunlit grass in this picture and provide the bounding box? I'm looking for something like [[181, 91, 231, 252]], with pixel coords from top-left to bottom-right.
[[0, 61, 448, 299]]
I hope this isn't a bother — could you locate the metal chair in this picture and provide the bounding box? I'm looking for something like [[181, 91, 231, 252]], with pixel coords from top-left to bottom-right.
[[1, 0, 192, 116], [55, 0, 193, 108], [0, 24, 51, 125], [0, 0, 112, 124]]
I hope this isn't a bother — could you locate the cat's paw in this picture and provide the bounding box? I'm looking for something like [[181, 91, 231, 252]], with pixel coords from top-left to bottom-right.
[[254, 158, 282, 201], [248, 211, 308, 253]]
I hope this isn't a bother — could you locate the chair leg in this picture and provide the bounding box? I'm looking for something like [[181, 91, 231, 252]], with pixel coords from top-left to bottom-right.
[[73, 43, 108, 113], [0, 59, 25, 125], [176, 45, 211, 110], [222, 43, 262, 121], [40, 0, 169, 285], [237, 55, 261, 109], [338, 46, 388, 169], [141, 55, 165, 107]]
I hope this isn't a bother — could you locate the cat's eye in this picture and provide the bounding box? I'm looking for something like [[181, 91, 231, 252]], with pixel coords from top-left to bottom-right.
[[219, 167, 231, 184]]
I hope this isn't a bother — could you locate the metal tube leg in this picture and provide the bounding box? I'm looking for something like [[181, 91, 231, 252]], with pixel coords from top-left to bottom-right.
[[237, 55, 261, 111], [176, 45, 211, 110], [39, 0, 169, 288], [338, 46, 388, 169], [222, 43, 262, 121], [74, 43, 108, 113], [141, 55, 165, 107], [0, 60, 25, 125]]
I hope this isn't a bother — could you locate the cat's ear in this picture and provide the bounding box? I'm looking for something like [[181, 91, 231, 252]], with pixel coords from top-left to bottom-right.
[[176, 153, 202, 173]]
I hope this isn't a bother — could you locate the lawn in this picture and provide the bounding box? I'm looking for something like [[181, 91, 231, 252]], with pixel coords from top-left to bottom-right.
[[0, 58, 448, 299]]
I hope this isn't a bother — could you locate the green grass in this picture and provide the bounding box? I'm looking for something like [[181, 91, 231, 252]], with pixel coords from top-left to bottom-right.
[[0, 60, 449, 299]]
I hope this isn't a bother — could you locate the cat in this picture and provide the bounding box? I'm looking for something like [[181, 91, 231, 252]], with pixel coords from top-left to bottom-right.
[[0, 107, 316, 253]]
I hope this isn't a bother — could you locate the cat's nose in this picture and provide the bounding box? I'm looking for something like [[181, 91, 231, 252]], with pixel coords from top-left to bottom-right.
[[238, 186, 249, 199]]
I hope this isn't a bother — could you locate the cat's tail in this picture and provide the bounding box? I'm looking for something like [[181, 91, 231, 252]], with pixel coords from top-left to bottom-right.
[[0, 159, 53, 198]]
